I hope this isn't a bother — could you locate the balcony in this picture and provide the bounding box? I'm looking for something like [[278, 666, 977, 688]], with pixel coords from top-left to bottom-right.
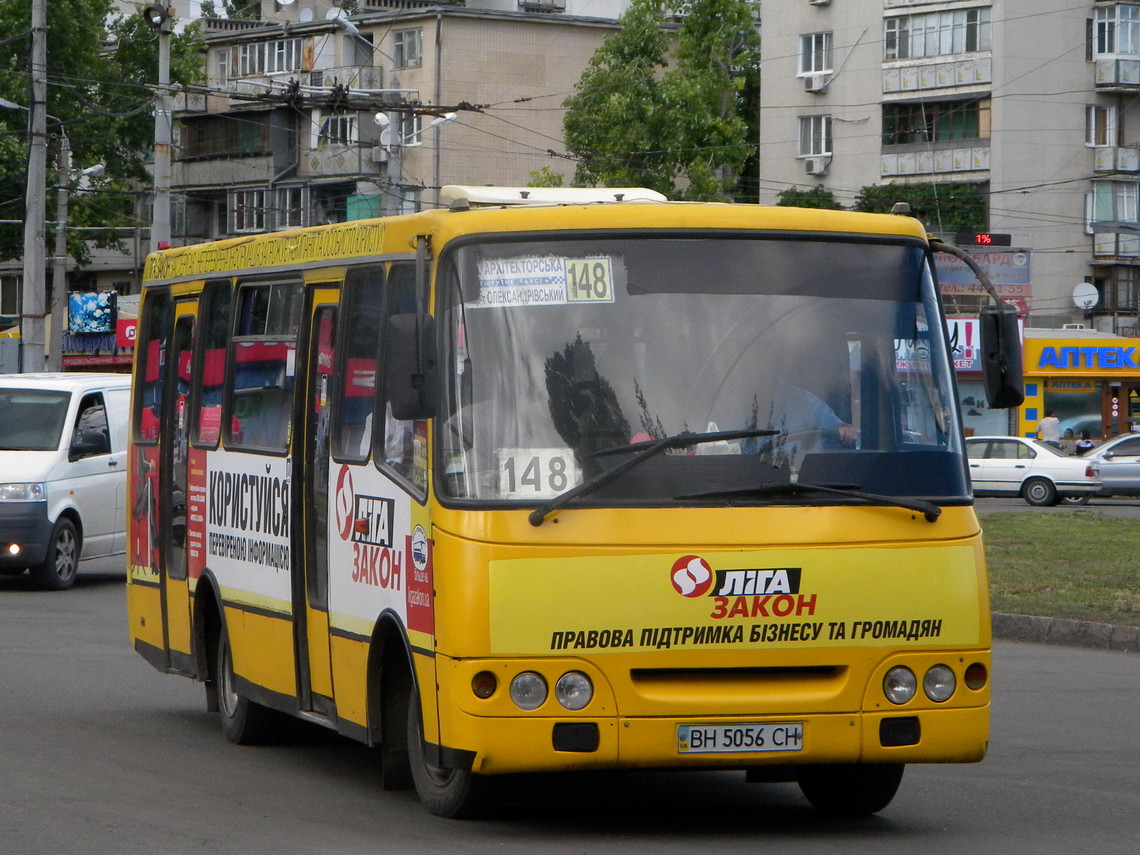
[[1095, 57, 1140, 90], [1094, 231, 1140, 258], [881, 144, 989, 177], [1094, 146, 1140, 174], [882, 56, 991, 95]]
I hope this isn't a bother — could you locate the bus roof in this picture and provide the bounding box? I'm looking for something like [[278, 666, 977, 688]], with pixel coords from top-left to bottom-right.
[[141, 201, 931, 286]]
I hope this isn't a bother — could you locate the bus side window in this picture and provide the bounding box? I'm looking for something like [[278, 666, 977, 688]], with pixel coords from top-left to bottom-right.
[[332, 266, 386, 463], [191, 280, 233, 447], [377, 261, 427, 493], [226, 280, 303, 453], [133, 288, 171, 444]]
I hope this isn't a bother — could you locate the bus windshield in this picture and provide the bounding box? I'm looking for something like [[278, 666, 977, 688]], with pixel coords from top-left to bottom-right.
[[439, 234, 967, 506]]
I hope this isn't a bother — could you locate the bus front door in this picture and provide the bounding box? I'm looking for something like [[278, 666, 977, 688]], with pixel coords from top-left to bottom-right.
[[160, 307, 196, 671], [295, 298, 338, 714]]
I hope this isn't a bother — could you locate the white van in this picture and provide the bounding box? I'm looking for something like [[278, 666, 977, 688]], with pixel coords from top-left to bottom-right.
[[0, 373, 131, 589]]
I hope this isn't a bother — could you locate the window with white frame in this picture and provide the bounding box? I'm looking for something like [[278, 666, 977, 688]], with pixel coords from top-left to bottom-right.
[[232, 189, 267, 233], [799, 32, 833, 75], [277, 187, 304, 229], [1087, 105, 1118, 147], [1089, 181, 1140, 230], [799, 115, 832, 157], [230, 38, 303, 77], [397, 187, 421, 215], [398, 113, 423, 146], [884, 8, 991, 61], [393, 28, 423, 68], [318, 113, 358, 146], [1095, 4, 1140, 56]]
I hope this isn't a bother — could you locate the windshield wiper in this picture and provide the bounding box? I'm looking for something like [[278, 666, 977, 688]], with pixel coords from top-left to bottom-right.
[[676, 481, 942, 523], [527, 428, 780, 526]]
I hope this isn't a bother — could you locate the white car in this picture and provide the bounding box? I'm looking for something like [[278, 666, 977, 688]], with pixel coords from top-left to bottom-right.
[[965, 436, 1101, 506], [0, 373, 131, 589]]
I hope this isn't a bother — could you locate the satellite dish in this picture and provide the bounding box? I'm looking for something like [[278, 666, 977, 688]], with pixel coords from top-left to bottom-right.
[[298, 8, 313, 22], [278, 0, 296, 5], [326, 7, 347, 19], [1073, 283, 1099, 309]]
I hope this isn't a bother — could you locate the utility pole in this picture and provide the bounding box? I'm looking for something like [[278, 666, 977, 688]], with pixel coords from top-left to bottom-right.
[[47, 137, 70, 373], [144, 5, 173, 251], [20, 0, 48, 372]]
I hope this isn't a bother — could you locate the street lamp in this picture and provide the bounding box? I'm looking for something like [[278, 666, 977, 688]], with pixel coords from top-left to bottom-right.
[[374, 112, 457, 212]]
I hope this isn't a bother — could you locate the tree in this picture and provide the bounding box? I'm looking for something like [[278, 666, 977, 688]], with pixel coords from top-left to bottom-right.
[[563, 0, 759, 201], [0, 1, 204, 264], [776, 185, 843, 209], [853, 182, 987, 237], [223, 0, 261, 19]]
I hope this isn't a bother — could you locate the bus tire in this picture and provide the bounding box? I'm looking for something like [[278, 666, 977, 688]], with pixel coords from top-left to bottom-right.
[[30, 517, 80, 591], [407, 685, 493, 818], [796, 763, 904, 816], [215, 624, 284, 745]]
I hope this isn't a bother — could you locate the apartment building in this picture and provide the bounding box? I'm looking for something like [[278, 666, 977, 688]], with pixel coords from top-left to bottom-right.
[[168, 1, 621, 244], [759, 0, 1140, 336]]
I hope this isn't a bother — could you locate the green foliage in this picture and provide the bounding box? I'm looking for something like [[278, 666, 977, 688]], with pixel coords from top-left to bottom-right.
[[853, 181, 987, 236], [776, 185, 842, 209], [563, 0, 760, 201], [0, 1, 204, 264], [223, 0, 261, 20], [527, 166, 565, 188]]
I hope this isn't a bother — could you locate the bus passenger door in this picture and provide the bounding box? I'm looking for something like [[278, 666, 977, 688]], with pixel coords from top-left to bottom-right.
[[296, 298, 338, 712], [160, 309, 197, 668]]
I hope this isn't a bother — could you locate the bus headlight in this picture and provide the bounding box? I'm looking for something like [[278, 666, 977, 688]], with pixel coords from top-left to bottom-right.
[[923, 664, 956, 702], [554, 671, 593, 711], [0, 483, 47, 502], [509, 671, 547, 710], [883, 666, 917, 705]]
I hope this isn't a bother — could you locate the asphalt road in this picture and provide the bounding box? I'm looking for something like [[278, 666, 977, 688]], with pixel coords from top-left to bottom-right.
[[976, 495, 1140, 519], [1, 555, 1137, 854]]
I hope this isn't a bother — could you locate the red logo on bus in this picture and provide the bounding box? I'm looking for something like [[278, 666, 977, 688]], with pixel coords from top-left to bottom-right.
[[334, 465, 355, 542], [671, 555, 713, 597]]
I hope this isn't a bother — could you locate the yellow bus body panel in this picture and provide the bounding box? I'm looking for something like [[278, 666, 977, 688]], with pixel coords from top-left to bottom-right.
[[223, 606, 297, 698]]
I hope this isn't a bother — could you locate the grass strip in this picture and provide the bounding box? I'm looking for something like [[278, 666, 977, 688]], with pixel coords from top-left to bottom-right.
[[979, 511, 1139, 628]]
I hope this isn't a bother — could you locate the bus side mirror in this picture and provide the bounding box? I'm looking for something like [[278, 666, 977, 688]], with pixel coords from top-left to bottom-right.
[[979, 302, 1024, 409], [386, 313, 438, 420]]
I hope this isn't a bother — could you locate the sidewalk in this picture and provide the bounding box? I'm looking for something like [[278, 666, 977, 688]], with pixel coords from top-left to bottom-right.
[[992, 612, 1139, 653]]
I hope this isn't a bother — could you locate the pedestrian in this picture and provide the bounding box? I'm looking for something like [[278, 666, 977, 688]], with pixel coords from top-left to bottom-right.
[[1036, 409, 1062, 449], [1075, 429, 1096, 454]]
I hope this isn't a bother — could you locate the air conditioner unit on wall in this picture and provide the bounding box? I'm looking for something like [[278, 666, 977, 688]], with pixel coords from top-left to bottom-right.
[[808, 0, 831, 6], [1062, 323, 1087, 330], [805, 157, 830, 176], [804, 74, 828, 93]]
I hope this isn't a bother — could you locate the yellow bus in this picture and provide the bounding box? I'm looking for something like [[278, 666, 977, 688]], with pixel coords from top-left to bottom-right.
[[126, 187, 1021, 818]]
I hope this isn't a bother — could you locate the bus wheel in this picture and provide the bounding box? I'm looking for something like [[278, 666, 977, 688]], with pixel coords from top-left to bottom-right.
[[796, 763, 904, 816], [215, 626, 283, 745], [407, 686, 493, 818], [30, 518, 80, 590]]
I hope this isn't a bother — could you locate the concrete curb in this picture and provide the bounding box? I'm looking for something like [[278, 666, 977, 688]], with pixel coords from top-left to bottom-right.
[[992, 612, 1139, 653]]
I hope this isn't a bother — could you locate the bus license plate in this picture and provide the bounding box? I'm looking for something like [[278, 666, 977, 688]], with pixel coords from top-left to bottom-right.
[[677, 722, 804, 754]]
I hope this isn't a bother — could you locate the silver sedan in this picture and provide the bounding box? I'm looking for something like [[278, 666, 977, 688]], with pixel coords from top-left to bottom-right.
[[1077, 433, 1140, 497]]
